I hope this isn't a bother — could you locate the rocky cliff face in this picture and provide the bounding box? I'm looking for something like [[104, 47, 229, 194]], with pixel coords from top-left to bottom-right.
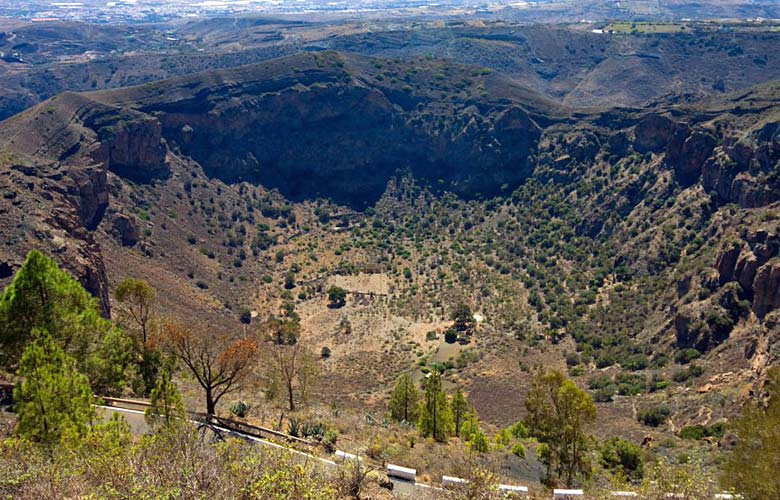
[[715, 230, 780, 320], [116, 53, 548, 207]]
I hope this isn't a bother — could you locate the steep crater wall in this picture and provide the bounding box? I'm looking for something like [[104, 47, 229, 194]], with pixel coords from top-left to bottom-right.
[[142, 77, 542, 208]]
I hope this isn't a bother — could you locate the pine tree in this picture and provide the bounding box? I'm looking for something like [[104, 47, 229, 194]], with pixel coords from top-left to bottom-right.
[[13, 328, 95, 446], [145, 369, 186, 431], [418, 370, 453, 442], [389, 373, 419, 423], [0, 250, 136, 394], [451, 387, 469, 437]]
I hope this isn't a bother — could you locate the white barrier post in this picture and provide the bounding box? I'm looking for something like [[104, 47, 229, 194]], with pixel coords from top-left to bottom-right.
[[386, 463, 416, 482], [498, 483, 529, 496], [553, 489, 584, 499], [334, 450, 361, 462], [442, 475, 469, 488]]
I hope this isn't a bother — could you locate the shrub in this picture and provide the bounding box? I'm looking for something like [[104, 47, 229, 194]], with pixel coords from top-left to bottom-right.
[[327, 286, 347, 308], [508, 421, 529, 439], [675, 348, 701, 365], [511, 442, 526, 458], [230, 401, 250, 418], [321, 346, 331, 359], [638, 405, 671, 427], [679, 422, 725, 440], [600, 436, 644, 481], [323, 429, 338, 452], [444, 329, 458, 343]]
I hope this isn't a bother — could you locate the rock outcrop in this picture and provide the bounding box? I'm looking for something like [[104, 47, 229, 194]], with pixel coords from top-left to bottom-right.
[[715, 231, 780, 319], [752, 261, 780, 319], [669, 130, 716, 185], [111, 213, 140, 247], [633, 114, 674, 153], [99, 117, 169, 182]]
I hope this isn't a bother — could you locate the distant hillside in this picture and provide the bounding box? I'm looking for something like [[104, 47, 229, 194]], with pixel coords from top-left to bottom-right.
[[6, 19, 780, 120]]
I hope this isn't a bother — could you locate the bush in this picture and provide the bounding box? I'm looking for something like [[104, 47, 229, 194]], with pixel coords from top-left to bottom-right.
[[327, 286, 347, 308], [323, 429, 338, 452], [511, 442, 526, 458], [321, 346, 331, 359], [230, 401, 250, 418], [638, 405, 671, 427], [288, 418, 300, 437], [675, 348, 701, 365], [444, 329, 458, 343], [508, 421, 529, 439], [600, 436, 644, 481], [679, 422, 725, 440]]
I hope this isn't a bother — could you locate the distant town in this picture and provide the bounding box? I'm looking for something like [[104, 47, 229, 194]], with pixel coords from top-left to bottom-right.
[[0, 0, 537, 23]]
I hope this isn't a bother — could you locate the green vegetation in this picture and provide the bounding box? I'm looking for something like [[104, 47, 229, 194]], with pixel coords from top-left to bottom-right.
[[418, 370, 454, 442], [0, 251, 136, 395], [388, 373, 419, 423], [13, 329, 95, 446], [327, 286, 347, 308], [721, 367, 780, 499], [638, 405, 671, 427], [600, 437, 644, 482], [525, 369, 596, 487]]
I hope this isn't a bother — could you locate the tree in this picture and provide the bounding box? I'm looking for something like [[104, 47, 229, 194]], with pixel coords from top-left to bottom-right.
[[267, 339, 318, 411], [327, 286, 347, 308], [452, 303, 474, 332], [114, 278, 161, 395], [13, 328, 95, 446], [145, 368, 186, 431], [266, 317, 300, 345], [85, 325, 137, 396], [451, 387, 469, 438], [418, 370, 453, 442], [114, 278, 155, 346], [389, 373, 419, 423], [157, 319, 258, 415], [1, 250, 136, 396], [461, 409, 489, 453], [0, 250, 114, 368], [525, 369, 596, 487], [721, 367, 780, 499]]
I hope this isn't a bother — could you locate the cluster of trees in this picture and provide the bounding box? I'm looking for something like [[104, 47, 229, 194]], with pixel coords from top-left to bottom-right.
[[0, 250, 322, 450], [388, 371, 488, 450]]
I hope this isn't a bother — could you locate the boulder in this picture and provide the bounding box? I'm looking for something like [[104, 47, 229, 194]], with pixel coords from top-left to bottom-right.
[[111, 213, 140, 247], [0, 260, 13, 279], [752, 260, 780, 319], [68, 165, 109, 230], [674, 308, 696, 348]]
